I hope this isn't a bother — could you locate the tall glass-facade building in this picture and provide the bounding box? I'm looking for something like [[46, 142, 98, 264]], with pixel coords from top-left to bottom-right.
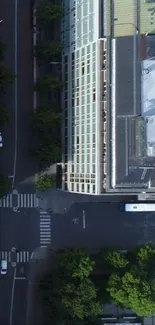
[[61, 0, 107, 195]]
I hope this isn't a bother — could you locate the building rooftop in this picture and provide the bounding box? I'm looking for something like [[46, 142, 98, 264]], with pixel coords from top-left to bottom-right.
[[110, 35, 155, 190]]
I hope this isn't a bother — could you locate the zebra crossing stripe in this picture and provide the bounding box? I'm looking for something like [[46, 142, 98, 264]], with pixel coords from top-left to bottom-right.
[[23, 251, 26, 262], [24, 194, 27, 207], [8, 252, 11, 262], [17, 252, 19, 263]]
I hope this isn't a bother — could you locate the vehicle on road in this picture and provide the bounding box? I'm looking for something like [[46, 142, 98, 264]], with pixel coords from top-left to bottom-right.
[[1, 260, 7, 274], [0, 132, 3, 147], [121, 203, 155, 212]]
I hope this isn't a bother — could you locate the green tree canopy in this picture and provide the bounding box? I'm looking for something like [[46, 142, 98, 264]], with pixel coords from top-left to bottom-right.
[[34, 40, 63, 61], [36, 174, 55, 191], [31, 102, 60, 131], [34, 75, 61, 93], [0, 65, 13, 92], [106, 244, 155, 316], [39, 248, 102, 324], [0, 175, 11, 198], [0, 106, 9, 126], [33, 138, 61, 166], [58, 248, 95, 280], [36, 1, 63, 25]]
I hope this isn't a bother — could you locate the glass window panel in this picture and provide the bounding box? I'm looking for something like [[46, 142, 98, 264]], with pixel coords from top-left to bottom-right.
[[87, 134, 90, 143], [81, 164, 85, 173], [87, 74, 90, 83], [87, 154, 90, 163], [82, 76, 84, 85], [82, 96, 85, 105], [93, 73, 96, 81], [87, 45, 90, 54], [87, 94, 90, 103], [81, 106, 84, 114], [87, 164, 90, 173], [92, 124, 95, 132], [83, 2, 88, 16], [82, 47, 85, 56], [71, 183, 74, 191], [92, 155, 95, 163], [87, 104, 90, 113], [89, 0, 93, 13], [92, 62, 96, 72], [82, 125, 85, 134], [83, 20, 88, 34], [82, 135, 85, 143], [92, 42, 96, 51], [87, 124, 90, 133], [82, 155, 85, 163]]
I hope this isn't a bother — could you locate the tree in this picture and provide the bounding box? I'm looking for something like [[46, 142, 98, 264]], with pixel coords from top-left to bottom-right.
[[39, 248, 102, 324], [0, 65, 13, 92], [36, 1, 63, 25], [58, 248, 95, 280], [103, 250, 129, 269], [106, 243, 155, 316], [31, 102, 60, 131], [60, 278, 102, 320], [36, 174, 55, 191], [0, 106, 9, 126], [34, 75, 61, 93], [0, 175, 11, 198], [34, 40, 63, 61], [34, 138, 61, 166]]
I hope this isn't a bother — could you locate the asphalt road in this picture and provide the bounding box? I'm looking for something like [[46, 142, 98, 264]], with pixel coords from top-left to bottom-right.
[[50, 202, 155, 251], [0, 0, 36, 185]]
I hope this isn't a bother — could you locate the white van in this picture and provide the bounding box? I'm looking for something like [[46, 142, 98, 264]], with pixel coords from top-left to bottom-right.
[[1, 260, 7, 274]]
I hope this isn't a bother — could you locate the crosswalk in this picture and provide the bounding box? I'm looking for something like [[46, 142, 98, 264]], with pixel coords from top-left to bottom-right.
[[0, 193, 38, 208], [40, 211, 51, 247], [0, 251, 30, 263]]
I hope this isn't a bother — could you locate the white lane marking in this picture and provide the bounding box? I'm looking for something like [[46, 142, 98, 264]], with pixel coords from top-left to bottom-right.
[[12, 0, 18, 188], [20, 251, 22, 262], [82, 210, 86, 229], [23, 251, 26, 262], [17, 194, 20, 207], [20, 194, 23, 208], [9, 267, 17, 325], [6, 195, 9, 207], [3, 197, 5, 208], [27, 194, 29, 207], [24, 194, 27, 207], [27, 251, 29, 262], [10, 194, 12, 207], [17, 252, 19, 263], [40, 211, 47, 214], [31, 194, 33, 207]]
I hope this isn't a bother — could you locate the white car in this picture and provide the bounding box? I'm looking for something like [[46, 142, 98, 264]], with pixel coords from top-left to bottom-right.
[[1, 260, 7, 274], [0, 132, 3, 148]]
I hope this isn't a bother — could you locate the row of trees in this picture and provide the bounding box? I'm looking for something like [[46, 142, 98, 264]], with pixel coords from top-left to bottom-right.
[[31, 1, 62, 168], [39, 244, 155, 325]]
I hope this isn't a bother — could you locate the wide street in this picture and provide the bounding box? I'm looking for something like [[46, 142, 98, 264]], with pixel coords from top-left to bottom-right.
[[0, 0, 37, 324]]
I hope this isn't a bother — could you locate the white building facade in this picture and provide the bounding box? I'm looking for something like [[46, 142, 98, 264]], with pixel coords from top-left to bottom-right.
[[61, 0, 107, 194]]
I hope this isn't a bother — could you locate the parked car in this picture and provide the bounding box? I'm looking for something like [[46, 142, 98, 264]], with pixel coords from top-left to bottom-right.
[[0, 132, 3, 147], [1, 260, 7, 274]]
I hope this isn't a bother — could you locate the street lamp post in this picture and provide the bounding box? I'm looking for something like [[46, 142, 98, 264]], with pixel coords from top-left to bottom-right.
[[115, 23, 139, 116]]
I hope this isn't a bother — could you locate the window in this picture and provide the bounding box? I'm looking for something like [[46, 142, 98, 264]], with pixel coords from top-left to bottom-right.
[[71, 183, 74, 191], [77, 97, 79, 106], [82, 62, 85, 75], [77, 155, 79, 163], [92, 133, 95, 143], [93, 185, 95, 193], [93, 89, 96, 102], [82, 184, 85, 192]]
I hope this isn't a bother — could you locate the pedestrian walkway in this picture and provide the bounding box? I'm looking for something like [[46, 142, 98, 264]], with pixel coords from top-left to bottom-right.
[[17, 193, 38, 208], [0, 193, 38, 208], [40, 211, 51, 247], [0, 250, 30, 263]]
